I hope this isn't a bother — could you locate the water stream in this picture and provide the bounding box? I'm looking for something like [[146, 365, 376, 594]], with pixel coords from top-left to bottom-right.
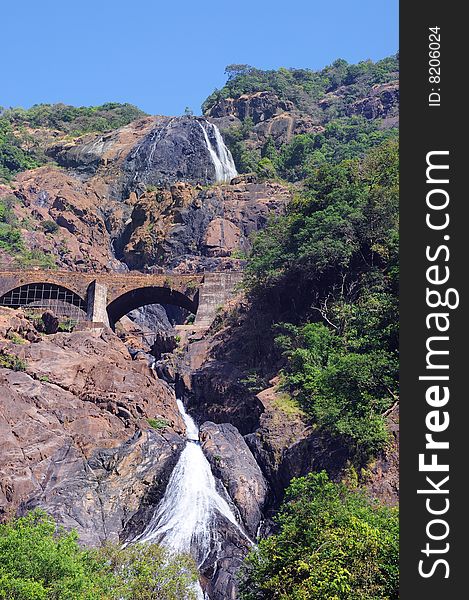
[[134, 397, 245, 598], [197, 120, 238, 183]]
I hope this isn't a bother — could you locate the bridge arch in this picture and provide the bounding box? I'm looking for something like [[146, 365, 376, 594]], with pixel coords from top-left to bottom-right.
[[0, 282, 87, 320], [106, 286, 198, 327]]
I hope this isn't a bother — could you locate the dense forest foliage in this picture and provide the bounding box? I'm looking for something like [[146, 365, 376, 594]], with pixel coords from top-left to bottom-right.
[[226, 115, 397, 181], [245, 139, 398, 465], [203, 55, 398, 117], [203, 56, 398, 181], [240, 472, 398, 599], [0, 511, 198, 599], [0, 103, 146, 181]]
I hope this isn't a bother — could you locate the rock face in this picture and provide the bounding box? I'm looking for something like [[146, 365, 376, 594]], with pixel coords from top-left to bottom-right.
[[115, 180, 290, 271], [207, 91, 295, 124], [207, 95, 324, 149], [4, 166, 121, 271], [0, 308, 185, 544], [200, 422, 268, 537], [49, 115, 236, 195], [1, 159, 288, 275], [346, 82, 399, 125]]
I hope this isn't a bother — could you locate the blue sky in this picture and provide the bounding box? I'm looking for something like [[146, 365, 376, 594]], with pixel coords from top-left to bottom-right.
[[3, 0, 398, 116]]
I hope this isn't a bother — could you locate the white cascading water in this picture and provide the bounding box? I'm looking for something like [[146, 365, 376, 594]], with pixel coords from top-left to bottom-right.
[[197, 120, 238, 183], [134, 398, 245, 598]]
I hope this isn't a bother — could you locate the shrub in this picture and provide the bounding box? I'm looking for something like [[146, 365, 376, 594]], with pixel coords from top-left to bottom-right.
[[57, 318, 76, 333], [0, 511, 198, 600], [0, 352, 27, 371], [240, 472, 399, 600], [148, 418, 170, 430], [41, 220, 59, 234]]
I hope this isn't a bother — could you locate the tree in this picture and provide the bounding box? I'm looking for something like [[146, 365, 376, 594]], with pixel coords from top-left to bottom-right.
[[0, 511, 198, 600], [240, 472, 399, 600], [245, 141, 399, 464], [224, 64, 253, 80]]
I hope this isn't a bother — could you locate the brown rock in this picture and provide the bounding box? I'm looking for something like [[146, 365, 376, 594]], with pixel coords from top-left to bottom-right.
[[0, 309, 186, 544], [203, 218, 241, 256]]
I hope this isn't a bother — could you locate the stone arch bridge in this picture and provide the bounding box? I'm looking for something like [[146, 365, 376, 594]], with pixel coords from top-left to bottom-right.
[[0, 269, 243, 328]]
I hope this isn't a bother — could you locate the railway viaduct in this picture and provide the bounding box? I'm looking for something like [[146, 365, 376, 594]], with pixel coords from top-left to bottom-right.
[[0, 269, 243, 328]]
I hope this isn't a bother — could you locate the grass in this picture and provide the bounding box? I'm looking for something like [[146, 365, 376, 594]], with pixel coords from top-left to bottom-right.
[[57, 318, 76, 332], [147, 417, 170, 430], [271, 392, 306, 418], [6, 332, 27, 345]]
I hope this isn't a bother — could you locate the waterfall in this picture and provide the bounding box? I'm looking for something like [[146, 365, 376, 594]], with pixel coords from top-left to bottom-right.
[[197, 120, 238, 183], [134, 398, 246, 598]]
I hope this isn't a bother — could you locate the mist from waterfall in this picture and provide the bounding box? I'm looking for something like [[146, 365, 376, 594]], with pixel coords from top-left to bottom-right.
[[197, 120, 238, 183]]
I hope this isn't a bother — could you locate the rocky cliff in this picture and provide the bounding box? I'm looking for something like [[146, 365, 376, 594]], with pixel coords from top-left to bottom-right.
[[0, 308, 184, 545], [0, 66, 399, 598], [1, 117, 290, 274]]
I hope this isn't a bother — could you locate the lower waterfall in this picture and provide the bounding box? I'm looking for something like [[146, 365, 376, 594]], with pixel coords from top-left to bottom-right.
[[134, 398, 246, 598]]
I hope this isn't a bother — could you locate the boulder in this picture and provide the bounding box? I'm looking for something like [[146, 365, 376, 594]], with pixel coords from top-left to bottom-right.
[[200, 421, 268, 536]]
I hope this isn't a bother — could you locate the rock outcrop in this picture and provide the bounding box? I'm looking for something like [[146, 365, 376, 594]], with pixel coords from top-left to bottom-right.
[[48, 115, 237, 195], [115, 180, 290, 271], [3, 166, 121, 271], [207, 91, 324, 149], [346, 82, 399, 125], [0, 308, 185, 544], [207, 91, 295, 124], [200, 421, 268, 537]]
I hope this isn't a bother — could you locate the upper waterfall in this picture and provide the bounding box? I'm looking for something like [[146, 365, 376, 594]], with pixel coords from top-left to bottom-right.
[[197, 120, 238, 183]]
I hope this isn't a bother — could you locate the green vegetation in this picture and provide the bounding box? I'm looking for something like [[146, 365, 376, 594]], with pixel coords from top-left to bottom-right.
[[225, 115, 397, 181], [269, 117, 397, 182], [17, 249, 57, 269], [0, 195, 24, 253], [0, 352, 27, 371], [204, 56, 398, 180], [148, 417, 170, 430], [0, 511, 198, 600], [0, 103, 147, 182], [240, 471, 398, 600], [203, 56, 398, 117], [41, 220, 59, 234], [271, 392, 306, 418], [6, 332, 27, 345], [245, 140, 398, 464], [1, 103, 146, 136], [57, 318, 76, 333], [0, 120, 41, 181], [0, 195, 56, 267]]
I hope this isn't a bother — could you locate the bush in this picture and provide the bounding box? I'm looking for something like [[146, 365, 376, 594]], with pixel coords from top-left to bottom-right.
[[0, 352, 27, 371], [0, 511, 198, 600], [0, 222, 24, 253], [41, 220, 59, 234], [2, 103, 147, 136], [92, 542, 198, 600], [148, 418, 170, 430], [240, 472, 399, 600]]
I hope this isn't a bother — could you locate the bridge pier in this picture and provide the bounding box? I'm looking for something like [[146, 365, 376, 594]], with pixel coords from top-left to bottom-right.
[[86, 281, 110, 327], [194, 272, 244, 327]]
